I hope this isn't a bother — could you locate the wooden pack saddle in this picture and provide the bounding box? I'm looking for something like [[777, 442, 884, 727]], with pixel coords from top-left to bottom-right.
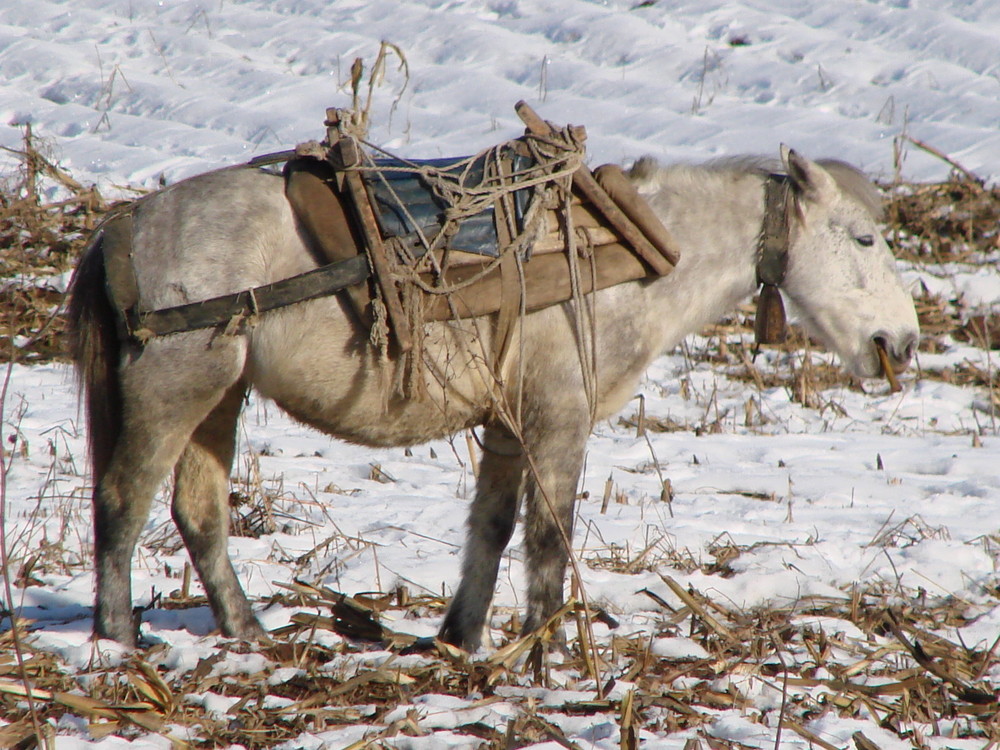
[[284, 103, 680, 353]]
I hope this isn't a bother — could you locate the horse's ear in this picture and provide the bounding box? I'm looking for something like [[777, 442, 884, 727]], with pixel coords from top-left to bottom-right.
[[780, 145, 838, 204]]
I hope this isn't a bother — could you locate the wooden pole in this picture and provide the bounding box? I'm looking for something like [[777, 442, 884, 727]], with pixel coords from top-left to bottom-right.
[[326, 108, 412, 352], [514, 101, 677, 275], [340, 169, 413, 352]]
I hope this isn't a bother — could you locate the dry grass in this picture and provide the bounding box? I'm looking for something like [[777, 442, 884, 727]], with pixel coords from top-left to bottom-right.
[[0, 126, 126, 364], [1, 577, 997, 748], [2, 141, 999, 748]]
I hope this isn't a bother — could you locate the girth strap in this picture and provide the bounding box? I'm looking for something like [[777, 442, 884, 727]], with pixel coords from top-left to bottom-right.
[[491, 153, 524, 378]]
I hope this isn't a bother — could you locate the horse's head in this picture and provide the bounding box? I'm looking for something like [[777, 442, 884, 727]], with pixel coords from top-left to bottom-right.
[[778, 147, 918, 380]]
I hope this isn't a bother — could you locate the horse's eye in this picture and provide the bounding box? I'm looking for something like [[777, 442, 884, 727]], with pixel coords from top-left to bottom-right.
[[855, 234, 875, 247]]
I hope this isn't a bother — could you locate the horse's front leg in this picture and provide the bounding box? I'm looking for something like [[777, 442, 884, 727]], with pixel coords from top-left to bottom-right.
[[519, 412, 589, 638], [439, 424, 526, 651]]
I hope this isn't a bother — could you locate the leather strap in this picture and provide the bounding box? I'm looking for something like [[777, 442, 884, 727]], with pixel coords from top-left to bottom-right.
[[756, 176, 791, 288], [754, 176, 793, 346], [284, 157, 374, 329]]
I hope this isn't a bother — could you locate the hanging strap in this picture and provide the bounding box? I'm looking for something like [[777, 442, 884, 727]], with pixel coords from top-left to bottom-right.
[[756, 176, 791, 288], [754, 176, 793, 346]]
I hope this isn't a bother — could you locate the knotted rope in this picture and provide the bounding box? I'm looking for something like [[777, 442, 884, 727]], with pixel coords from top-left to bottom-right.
[[351, 126, 587, 293]]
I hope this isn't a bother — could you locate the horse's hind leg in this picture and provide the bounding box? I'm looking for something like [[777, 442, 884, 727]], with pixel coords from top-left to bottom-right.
[[170, 379, 266, 640], [439, 424, 526, 651], [93, 338, 247, 645], [94, 427, 192, 644]]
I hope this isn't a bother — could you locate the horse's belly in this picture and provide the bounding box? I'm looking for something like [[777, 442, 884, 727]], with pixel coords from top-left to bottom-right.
[[276, 394, 484, 447], [246, 302, 492, 448]]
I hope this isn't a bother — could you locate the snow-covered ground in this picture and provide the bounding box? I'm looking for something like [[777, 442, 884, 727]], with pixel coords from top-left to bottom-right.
[[2, 1, 999, 748], [3, 0, 1000, 191]]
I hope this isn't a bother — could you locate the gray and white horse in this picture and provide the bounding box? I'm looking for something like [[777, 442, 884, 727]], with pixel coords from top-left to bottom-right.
[[68, 146, 918, 649]]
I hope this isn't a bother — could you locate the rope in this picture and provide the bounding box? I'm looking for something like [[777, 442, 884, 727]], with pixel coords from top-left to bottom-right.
[[339, 127, 586, 298], [563, 186, 599, 423]]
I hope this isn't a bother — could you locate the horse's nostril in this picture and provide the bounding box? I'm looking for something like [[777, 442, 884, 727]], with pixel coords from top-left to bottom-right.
[[893, 333, 918, 364], [874, 333, 917, 365]]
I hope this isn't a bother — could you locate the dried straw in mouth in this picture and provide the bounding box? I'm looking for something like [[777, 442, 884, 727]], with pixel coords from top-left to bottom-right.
[[876, 339, 902, 393]]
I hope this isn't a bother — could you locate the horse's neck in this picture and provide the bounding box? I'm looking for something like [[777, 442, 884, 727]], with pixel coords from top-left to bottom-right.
[[647, 168, 766, 349]]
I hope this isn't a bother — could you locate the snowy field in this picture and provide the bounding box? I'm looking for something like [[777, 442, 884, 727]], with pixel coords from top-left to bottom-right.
[[2, 1, 999, 748]]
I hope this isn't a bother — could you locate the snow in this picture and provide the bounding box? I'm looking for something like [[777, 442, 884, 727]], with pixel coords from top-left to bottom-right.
[[3, 0, 1000, 194], [2, 1, 999, 748]]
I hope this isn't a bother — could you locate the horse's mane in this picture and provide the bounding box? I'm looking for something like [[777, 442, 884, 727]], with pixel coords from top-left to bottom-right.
[[629, 154, 884, 220], [815, 159, 884, 220]]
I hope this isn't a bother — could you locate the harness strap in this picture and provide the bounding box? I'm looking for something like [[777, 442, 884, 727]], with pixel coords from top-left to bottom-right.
[[101, 213, 140, 341], [121, 254, 371, 340], [757, 176, 792, 287], [754, 175, 793, 346]]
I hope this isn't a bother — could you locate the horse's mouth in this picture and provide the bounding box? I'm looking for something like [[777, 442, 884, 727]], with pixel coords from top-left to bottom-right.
[[874, 338, 903, 392]]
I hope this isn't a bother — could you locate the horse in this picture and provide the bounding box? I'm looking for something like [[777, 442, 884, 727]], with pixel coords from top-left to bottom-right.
[[67, 146, 919, 650]]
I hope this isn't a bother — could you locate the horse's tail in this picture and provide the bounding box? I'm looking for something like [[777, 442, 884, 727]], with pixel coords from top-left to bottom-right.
[[67, 225, 123, 485]]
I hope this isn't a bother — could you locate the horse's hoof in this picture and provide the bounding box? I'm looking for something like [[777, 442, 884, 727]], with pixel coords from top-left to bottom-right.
[[399, 636, 438, 654], [223, 622, 273, 646]]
